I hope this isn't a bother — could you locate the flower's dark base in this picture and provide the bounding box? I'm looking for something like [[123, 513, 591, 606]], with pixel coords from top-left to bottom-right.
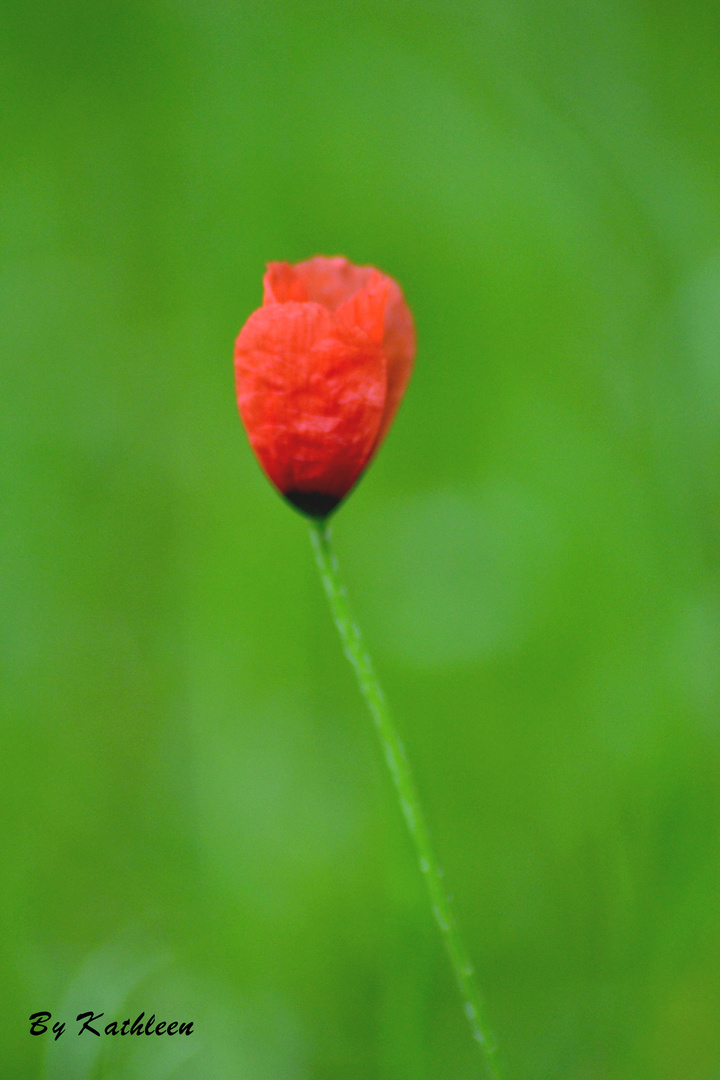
[[284, 490, 342, 519]]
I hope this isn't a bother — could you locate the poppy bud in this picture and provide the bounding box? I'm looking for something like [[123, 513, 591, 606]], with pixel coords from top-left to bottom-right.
[[235, 256, 415, 518]]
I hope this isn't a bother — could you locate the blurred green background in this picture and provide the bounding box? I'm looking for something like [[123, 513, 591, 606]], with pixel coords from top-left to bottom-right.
[[3, 1, 720, 1077]]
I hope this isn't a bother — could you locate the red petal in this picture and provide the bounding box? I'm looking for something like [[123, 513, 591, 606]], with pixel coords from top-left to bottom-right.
[[335, 270, 390, 346], [373, 277, 416, 448], [265, 257, 415, 447], [262, 262, 308, 304], [265, 256, 374, 312], [235, 301, 387, 503]]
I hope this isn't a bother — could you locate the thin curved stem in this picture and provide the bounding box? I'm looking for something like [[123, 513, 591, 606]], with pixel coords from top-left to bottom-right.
[[309, 518, 504, 1080]]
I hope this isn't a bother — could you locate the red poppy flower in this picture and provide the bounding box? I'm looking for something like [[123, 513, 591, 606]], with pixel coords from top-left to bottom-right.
[[235, 256, 415, 517]]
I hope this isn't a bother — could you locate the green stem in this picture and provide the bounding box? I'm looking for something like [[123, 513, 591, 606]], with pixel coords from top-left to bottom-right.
[[309, 518, 504, 1080]]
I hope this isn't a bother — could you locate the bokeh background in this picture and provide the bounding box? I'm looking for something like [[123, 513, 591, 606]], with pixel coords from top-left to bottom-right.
[[3, 1, 720, 1077]]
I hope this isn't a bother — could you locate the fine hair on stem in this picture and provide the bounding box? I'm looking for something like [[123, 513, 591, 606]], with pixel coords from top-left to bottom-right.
[[309, 518, 504, 1080]]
